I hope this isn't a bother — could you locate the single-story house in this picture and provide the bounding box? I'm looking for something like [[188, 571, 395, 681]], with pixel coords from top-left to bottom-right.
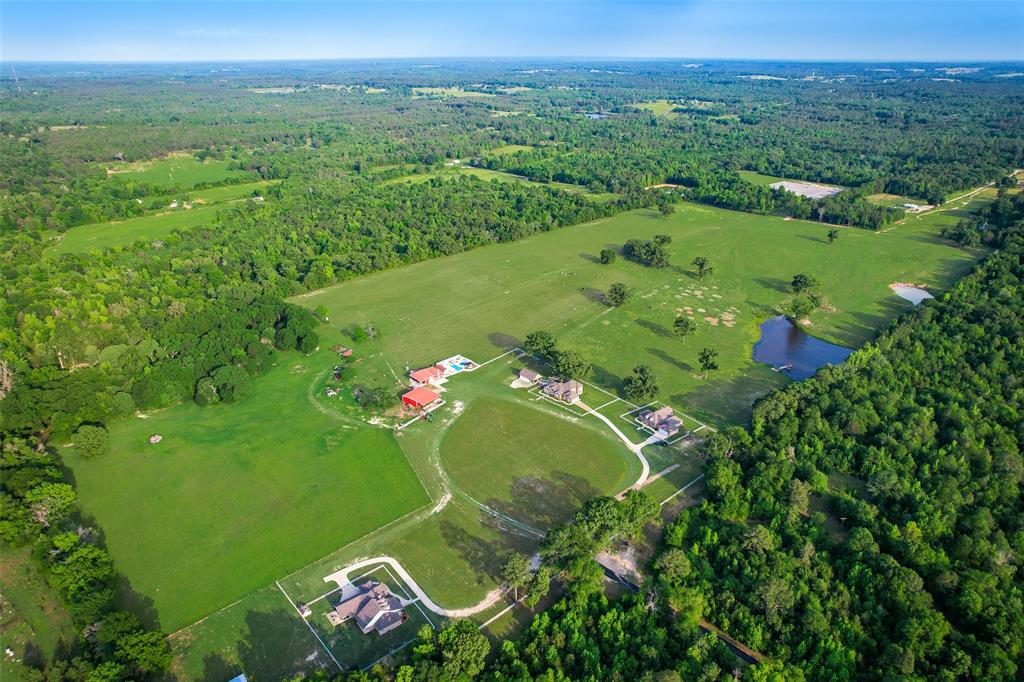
[[542, 379, 583, 404], [409, 366, 446, 387], [402, 386, 442, 409], [519, 368, 541, 384], [326, 581, 406, 636], [639, 406, 682, 437]]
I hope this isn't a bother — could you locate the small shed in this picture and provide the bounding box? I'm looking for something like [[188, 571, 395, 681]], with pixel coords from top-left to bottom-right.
[[519, 368, 541, 384]]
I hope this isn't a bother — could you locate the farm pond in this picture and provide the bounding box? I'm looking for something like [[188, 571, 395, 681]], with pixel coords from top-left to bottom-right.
[[752, 315, 854, 380]]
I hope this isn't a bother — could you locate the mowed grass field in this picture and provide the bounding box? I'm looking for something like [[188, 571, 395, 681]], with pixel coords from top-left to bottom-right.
[[105, 154, 254, 189], [48, 181, 271, 256], [64, 352, 429, 632], [299, 200, 983, 423], [441, 396, 630, 528]]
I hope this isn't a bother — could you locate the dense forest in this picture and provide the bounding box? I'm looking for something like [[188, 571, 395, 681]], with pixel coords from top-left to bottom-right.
[[1, 60, 1022, 681]]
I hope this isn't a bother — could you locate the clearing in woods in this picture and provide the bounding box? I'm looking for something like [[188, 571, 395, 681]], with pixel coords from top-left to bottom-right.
[[69, 198, 986, 677]]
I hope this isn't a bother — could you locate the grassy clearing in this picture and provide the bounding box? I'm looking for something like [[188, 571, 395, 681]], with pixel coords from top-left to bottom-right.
[[49, 181, 272, 256], [49, 204, 224, 256], [382, 165, 617, 202], [412, 87, 496, 99], [738, 170, 790, 186], [632, 100, 679, 118], [0, 548, 78, 679], [484, 144, 534, 156], [302, 201, 981, 424], [64, 351, 429, 632], [867, 192, 930, 208], [441, 396, 629, 526], [105, 154, 253, 189]]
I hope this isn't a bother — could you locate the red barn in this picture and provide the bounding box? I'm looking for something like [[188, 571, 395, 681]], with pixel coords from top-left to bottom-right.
[[402, 386, 441, 409]]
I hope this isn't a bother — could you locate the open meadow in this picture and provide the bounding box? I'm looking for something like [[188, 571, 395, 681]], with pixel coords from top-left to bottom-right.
[[103, 154, 255, 189], [48, 181, 272, 256]]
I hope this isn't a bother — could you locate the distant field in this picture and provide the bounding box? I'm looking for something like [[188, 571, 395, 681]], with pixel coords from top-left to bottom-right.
[[632, 100, 680, 118], [383, 165, 617, 202], [105, 154, 254, 189], [738, 170, 792, 186], [48, 181, 271, 256], [412, 87, 496, 98], [866, 193, 930, 208], [485, 144, 534, 156]]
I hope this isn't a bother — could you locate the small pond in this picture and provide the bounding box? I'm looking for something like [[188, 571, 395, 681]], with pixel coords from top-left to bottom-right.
[[890, 284, 934, 305], [752, 315, 854, 380]]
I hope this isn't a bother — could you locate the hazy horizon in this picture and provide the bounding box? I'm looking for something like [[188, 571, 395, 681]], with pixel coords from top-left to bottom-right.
[[2, 1, 1022, 63]]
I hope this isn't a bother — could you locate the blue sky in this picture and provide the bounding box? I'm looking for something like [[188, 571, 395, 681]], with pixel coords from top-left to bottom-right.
[[2, 1, 1022, 62]]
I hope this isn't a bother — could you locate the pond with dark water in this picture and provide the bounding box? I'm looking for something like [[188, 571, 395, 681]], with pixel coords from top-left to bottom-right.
[[752, 315, 854, 380]]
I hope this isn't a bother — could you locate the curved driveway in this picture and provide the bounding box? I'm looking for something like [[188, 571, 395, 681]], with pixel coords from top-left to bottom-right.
[[324, 556, 505, 618]]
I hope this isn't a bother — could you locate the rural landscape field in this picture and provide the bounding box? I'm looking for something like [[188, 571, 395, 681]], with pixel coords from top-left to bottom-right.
[[2, 2, 1023, 681]]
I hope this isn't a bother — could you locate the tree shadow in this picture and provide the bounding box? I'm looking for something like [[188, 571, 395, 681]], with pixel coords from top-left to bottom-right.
[[237, 609, 329, 680], [438, 520, 518, 588], [753, 276, 791, 294], [636, 318, 672, 338], [669, 367, 786, 427], [487, 332, 520, 351], [199, 653, 239, 682], [578, 252, 600, 264], [797, 234, 827, 244], [646, 347, 693, 373], [590, 364, 621, 391], [579, 287, 607, 305], [483, 470, 601, 532], [113, 574, 162, 631]]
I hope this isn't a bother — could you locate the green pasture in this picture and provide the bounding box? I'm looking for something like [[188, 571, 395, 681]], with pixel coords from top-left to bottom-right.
[[484, 144, 534, 156], [738, 170, 789, 186], [412, 87, 496, 99], [63, 351, 429, 632], [299, 200, 982, 424], [632, 100, 679, 118], [105, 155, 253, 189], [382, 165, 617, 202], [48, 181, 271, 256]]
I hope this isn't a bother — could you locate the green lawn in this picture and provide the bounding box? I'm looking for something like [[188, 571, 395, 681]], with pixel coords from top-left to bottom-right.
[[64, 352, 429, 632], [105, 155, 254, 189], [441, 396, 630, 527]]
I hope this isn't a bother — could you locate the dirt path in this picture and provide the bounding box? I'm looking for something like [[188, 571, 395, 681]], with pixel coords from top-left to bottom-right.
[[323, 556, 507, 618]]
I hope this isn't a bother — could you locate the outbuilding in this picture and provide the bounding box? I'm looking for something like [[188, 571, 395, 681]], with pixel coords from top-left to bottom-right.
[[402, 386, 441, 409]]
